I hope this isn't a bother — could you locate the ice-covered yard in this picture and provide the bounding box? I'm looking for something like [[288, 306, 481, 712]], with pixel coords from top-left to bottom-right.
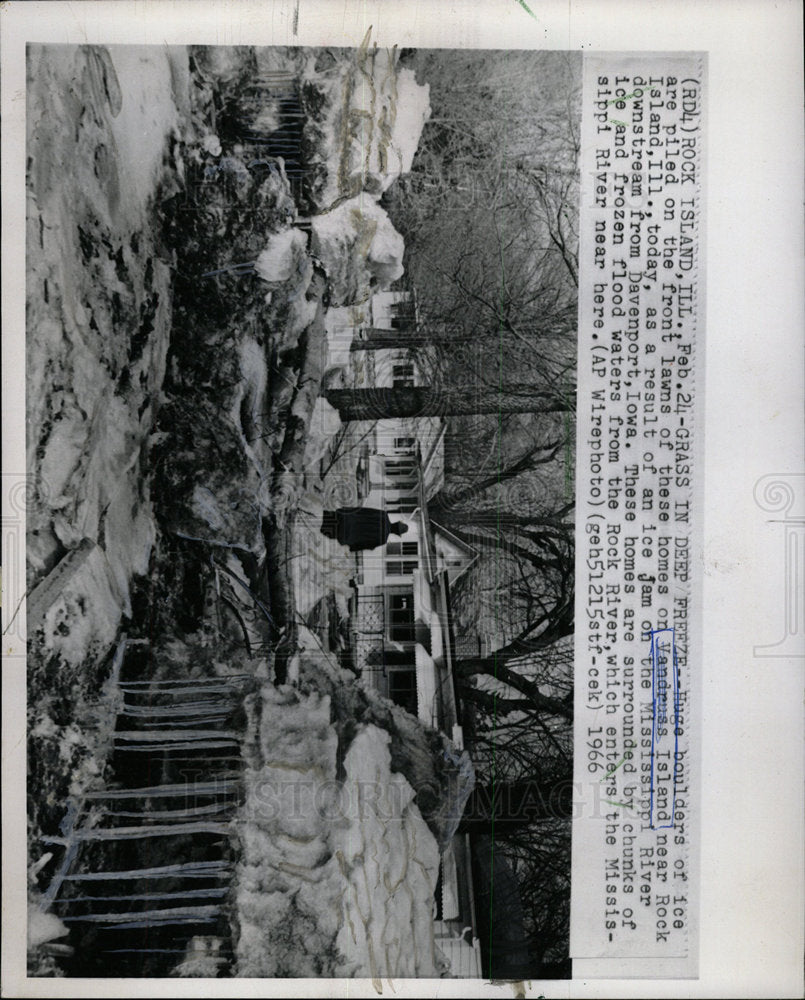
[[25, 43, 185, 840]]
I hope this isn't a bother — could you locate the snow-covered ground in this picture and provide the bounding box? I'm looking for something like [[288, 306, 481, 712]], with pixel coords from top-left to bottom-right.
[[104, 47, 183, 225], [26, 44, 181, 661]]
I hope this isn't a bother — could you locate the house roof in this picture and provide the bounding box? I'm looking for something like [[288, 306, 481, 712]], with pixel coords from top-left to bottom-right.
[[420, 422, 446, 499], [413, 452, 478, 577], [429, 520, 480, 581]]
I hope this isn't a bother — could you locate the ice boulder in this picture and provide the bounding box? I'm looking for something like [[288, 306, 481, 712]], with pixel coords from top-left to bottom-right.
[[190, 45, 254, 86], [384, 67, 433, 187], [304, 397, 342, 466], [333, 724, 443, 979], [186, 481, 265, 555], [311, 197, 404, 306], [254, 228, 309, 285], [28, 910, 69, 949], [234, 692, 445, 981], [201, 133, 222, 157], [27, 538, 125, 669], [301, 46, 431, 212]]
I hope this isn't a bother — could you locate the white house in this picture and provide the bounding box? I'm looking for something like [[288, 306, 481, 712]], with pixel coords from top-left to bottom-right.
[[347, 447, 482, 978], [350, 439, 475, 721], [334, 288, 483, 977]]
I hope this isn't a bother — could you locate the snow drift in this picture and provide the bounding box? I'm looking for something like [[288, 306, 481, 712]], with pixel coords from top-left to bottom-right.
[[26, 42, 175, 671]]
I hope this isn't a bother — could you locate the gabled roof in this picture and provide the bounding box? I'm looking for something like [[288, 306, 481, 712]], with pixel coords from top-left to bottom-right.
[[411, 470, 479, 602], [429, 520, 480, 581]]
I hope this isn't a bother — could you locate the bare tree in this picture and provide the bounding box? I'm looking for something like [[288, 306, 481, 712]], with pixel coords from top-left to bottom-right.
[[325, 382, 573, 420]]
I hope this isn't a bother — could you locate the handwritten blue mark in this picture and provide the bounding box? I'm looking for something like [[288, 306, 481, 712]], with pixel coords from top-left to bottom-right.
[[647, 627, 680, 829], [514, 0, 538, 20]]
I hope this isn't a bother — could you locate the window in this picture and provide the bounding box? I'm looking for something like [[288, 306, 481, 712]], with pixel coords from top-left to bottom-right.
[[393, 436, 416, 452], [386, 541, 418, 558], [387, 496, 417, 514], [390, 299, 416, 319], [392, 363, 415, 389], [387, 592, 415, 642], [383, 457, 416, 492], [388, 668, 417, 715], [385, 560, 417, 577]]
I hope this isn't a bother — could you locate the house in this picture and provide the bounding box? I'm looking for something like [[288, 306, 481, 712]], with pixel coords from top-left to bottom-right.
[[345, 292, 473, 730], [348, 439, 483, 978], [350, 440, 477, 731], [334, 289, 484, 977]]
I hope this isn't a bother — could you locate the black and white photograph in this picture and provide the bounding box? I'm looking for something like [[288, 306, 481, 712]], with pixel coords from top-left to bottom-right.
[[22, 39, 581, 980], [3, 3, 803, 998]]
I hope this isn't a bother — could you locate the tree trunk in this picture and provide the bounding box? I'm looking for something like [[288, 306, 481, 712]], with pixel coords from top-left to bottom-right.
[[114, 740, 239, 752], [63, 904, 222, 926], [456, 653, 573, 721], [43, 821, 233, 844], [114, 729, 240, 743], [471, 833, 536, 979], [273, 276, 327, 476], [58, 887, 228, 905], [137, 716, 230, 728], [326, 384, 572, 421], [349, 328, 478, 351], [120, 684, 245, 698], [106, 801, 235, 821], [119, 676, 251, 687], [435, 505, 573, 531], [349, 328, 428, 351], [120, 702, 236, 717]]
